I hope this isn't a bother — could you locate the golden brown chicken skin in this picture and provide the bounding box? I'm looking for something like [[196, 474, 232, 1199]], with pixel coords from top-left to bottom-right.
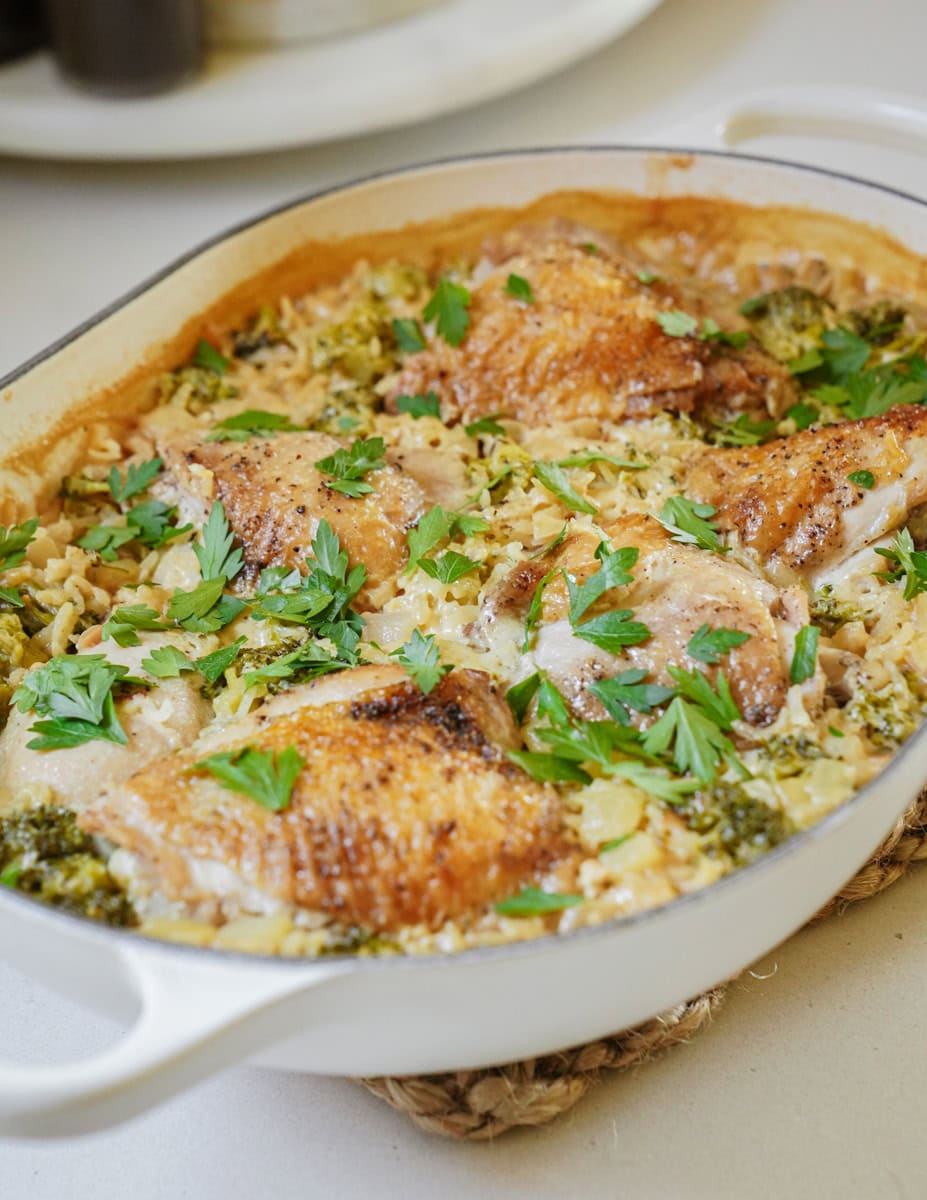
[[80, 666, 572, 932], [487, 514, 811, 726], [685, 405, 927, 585], [388, 231, 796, 427], [155, 430, 425, 604]]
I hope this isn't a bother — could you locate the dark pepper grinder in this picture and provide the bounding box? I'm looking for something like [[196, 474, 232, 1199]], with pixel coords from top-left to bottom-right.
[[43, 0, 203, 96]]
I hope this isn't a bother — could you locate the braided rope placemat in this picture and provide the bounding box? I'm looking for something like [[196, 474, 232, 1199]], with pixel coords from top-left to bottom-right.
[[360, 790, 927, 1140]]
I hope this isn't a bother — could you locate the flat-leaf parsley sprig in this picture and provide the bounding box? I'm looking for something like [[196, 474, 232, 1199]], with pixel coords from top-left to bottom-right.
[[12, 654, 148, 751]]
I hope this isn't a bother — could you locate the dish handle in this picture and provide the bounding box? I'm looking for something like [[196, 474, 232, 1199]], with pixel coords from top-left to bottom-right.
[[0, 942, 348, 1139]]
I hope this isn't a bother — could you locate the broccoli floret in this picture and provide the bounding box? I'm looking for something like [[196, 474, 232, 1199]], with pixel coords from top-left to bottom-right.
[[0, 612, 28, 727], [845, 675, 926, 748], [672, 782, 794, 867], [810, 584, 867, 636], [761, 734, 825, 778], [840, 300, 907, 346], [160, 366, 238, 413], [60, 474, 111, 500], [310, 300, 398, 387], [742, 286, 836, 362], [311, 387, 379, 438], [319, 925, 400, 957], [0, 805, 136, 927], [232, 303, 289, 359], [364, 262, 429, 301]]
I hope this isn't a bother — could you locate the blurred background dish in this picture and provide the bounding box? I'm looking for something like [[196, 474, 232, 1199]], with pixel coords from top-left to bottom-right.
[[204, 0, 442, 46], [0, 0, 663, 159]]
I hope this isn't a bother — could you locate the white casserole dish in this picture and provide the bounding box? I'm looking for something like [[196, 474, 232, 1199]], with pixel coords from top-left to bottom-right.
[[203, 0, 441, 45], [2, 147, 927, 1140]]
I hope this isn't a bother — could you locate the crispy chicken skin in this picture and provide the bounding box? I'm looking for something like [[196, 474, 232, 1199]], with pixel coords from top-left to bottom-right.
[[686, 405, 927, 585], [80, 666, 571, 932], [154, 431, 425, 604], [487, 514, 812, 726], [388, 229, 796, 427]]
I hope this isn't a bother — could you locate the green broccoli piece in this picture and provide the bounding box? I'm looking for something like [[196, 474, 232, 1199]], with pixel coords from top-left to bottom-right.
[[364, 262, 429, 301], [310, 300, 399, 387], [809, 584, 867, 636], [0, 612, 28, 727], [742, 286, 836, 363], [232, 304, 289, 359], [0, 805, 136, 927], [845, 675, 926, 748], [672, 782, 794, 867], [840, 300, 908, 347], [160, 366, 238, 413]]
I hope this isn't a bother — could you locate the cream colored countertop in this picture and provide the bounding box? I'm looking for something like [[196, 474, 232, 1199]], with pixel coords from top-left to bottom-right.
[[3, 0, 927, 1195]]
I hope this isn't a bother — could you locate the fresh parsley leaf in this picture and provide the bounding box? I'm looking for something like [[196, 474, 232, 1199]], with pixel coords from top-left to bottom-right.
[[141, 645, 195, 679], [642, 694, 742, 785], [12, 654, 140, 751], [600, 834, 633, 853], [193, 745, 304, 812], [124, 500, 192, 550], [505, 273, 534, 303], [789, 348, 824, 375], [569, 610, 651, 655], [0, 586, 23, 608], [686, 624, 751, 665], [709, 414, 777, 447], [659, 496, 728, 553], [656, 310, 699, 337], [205, 409, 304, 443], [848, 469, 875, 490], [507, 750, 592, 784], [554, 450, 647, 471], [0, 517, 39, 578], [494, 887, 583, 917], [667, 666, 741, 729], [506, 672, 541, 723], [819, 326, 870, 377], [465, 413, 507, 437], [590, 669, 675, 726], [194, 502, 244, 583], [606, 760, 700, 802], [423, 276, 471, 347], [77, 523, 137, 562], [314, 436, 387, 498], [815, 367, 927, 419], [405, 505, 452, 573], [107, 458, 162, 505], [192, 338, 229, 375], [0, 861, 22, 888], [395, 392, 441, 420], [522, 569, 556, 653], [418, 551, 480, 585], [392, 317, 427, 353], [738, 294, 766, 316], [565, 543, 638, 624], [390, 628, 451, 696], [874, 527, 927, 600], [790, 625, 820, 684], [533, 462, 597, 515], [828, 725, 845, 738], [102, 604, 169, 648], [786, 401, 820, 430], [529, 525, 569, 560], [195, 637, 246, 685], [243, 638, 357, 689], [637, 270, 659, 284], [582, 243, 599, 255], [168, 579, 247, 633], [699, 317, 750, 349]]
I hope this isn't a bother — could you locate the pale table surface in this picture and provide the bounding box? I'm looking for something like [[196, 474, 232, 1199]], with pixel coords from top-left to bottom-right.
[[3, 1, 927, 1196]]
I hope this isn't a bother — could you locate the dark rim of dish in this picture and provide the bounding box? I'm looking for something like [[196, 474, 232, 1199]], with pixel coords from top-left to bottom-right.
[[2, 144, 926, 971]]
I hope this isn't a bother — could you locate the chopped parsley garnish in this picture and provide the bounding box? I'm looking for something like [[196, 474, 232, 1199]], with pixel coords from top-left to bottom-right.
[[389, 628, 451, 695], [699, 318, 750, 349], [642, 689, 743, 785], [658, 496, 728, 553], [494, 887, 583, 917], [600, 834, 633, 853], [423, 276, 471, 347], [522, 569, 556, 653], [590, 669, 674, 725], [848, 469, 875, 490], [392, 317, 427, 353], [314, 436, 387, 498], [125, 500, 192, 550], [786, 401, 820, 430], [814, 367, 927, 419], [790, 625, 820, 684], [102, 605, 169, 648], [506, 672, 541, 723], [0, 517, 39, 607], [555, 449, 647, 472], [465, 413, 507, 437], [395, 392, 441, 420], [505, 273, 535, 303], [108, 457, 162, 504], [193, 501, 244, 583], [668, 665, 741, 729], [78, 523, 138, 562], [141, 645, 195, 679], [243, 638, 357, 689], [874, 528, 927, 599], [12, 654, 145, 751], [192, 745, 304, 812], [168, 502, 246, 633], [506, 749, 593, 784], [656, 310, 698, 337], [582, 243, 598, 255], [709, 414, 777, 447], [637, 270, 659, 284], [195, 637, 247, 685], [533, 462, 597, 515], [192, 338, 229, 375], [529, 524, 569, 560], [686, 624, 751, 665], [565, 543, 651, 654], [417, 551, 480, 585], [205, 409, 304, 442], [405, 505, 486, 575]]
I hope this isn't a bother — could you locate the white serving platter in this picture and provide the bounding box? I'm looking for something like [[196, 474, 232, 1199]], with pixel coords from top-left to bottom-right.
[[0, 0, 661, 161]]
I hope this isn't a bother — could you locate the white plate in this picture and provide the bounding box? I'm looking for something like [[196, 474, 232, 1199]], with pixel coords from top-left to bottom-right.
[[0, 0, 662, 161]]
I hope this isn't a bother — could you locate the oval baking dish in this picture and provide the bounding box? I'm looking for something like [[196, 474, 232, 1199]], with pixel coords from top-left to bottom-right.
[[2, 147, 927, 1139]]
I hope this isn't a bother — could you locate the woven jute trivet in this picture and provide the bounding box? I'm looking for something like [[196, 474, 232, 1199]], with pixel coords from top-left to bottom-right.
[[359, 789, 927, 1140]]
